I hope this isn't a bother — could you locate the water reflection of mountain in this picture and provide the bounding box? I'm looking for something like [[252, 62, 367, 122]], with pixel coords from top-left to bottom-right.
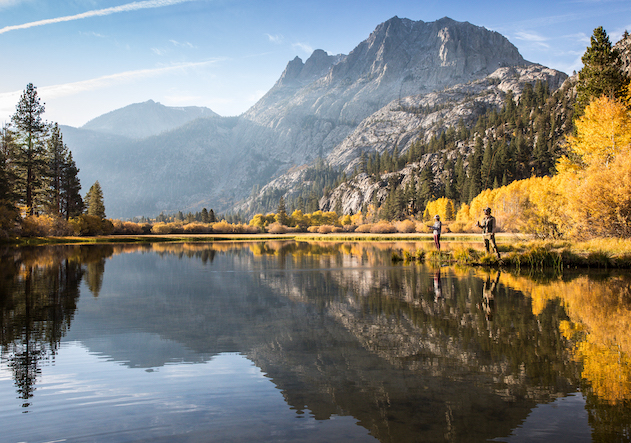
[[1, 242, 630, 441]]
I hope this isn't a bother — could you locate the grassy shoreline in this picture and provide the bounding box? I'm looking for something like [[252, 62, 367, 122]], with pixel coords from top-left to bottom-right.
[[2, 232, 518, 246], [3, 233, 631, 269]]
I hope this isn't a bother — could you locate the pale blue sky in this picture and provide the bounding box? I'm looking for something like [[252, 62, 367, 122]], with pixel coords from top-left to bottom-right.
[[1, 0, 629, 127]]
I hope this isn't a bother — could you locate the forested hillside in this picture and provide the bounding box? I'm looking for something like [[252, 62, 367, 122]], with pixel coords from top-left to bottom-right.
[[245, 73, 575, 218]]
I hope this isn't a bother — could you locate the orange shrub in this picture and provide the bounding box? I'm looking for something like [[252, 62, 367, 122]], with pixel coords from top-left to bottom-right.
[[183, 223, 212, 234], [355, 223, 373, 233], [448, 220, 473, 233], [370, 221, 396, 233], [415, 222, 431, 233], [21, 214, 74, 237], [268, 222, 289, 234], [395, 219, 416, 233]]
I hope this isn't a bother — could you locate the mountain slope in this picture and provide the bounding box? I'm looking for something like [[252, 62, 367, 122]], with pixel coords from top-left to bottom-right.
[[67, 16, 540, 219], [236, 65, 569, 215], [237, 17, 530, 174]]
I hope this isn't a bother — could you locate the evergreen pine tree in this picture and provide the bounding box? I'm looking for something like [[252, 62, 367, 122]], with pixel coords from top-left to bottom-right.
[[85, 181, 106, 219], [406, 179, 418, 215], [46, 123, 68, 216], [417, 166, 435, 210], [514, 133, 529, 180], [208, 209, 216, 223], [393, 185, 406, 220], [467, 137, 484, 202], [576, 26, 627, 113], [454, 155, 466, 203], [201, 208, 209, 223], [0, 125, 18, 208], [276, 196, 288, 225], [380, 191, 395, 221], [480, 142, 495, 190], [61, 152, 83, 219], [333, 198, 343, 216], [358, 151, 367, 174], [11, 83, 49, 215]]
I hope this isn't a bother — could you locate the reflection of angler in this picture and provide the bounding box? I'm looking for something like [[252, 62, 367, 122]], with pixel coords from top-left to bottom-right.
[[480, 271, 501, 321], [433, 269, 442, 300]]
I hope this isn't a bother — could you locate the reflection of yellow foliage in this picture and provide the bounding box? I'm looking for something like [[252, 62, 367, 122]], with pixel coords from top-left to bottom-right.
[[504, 272, 631, 403], [577, 340, 631, 404]]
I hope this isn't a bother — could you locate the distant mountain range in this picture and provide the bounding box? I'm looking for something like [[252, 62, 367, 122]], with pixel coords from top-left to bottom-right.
[[63, 16, 561, 219]]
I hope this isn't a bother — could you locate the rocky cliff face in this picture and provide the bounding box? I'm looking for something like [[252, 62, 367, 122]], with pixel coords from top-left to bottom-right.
[[615, 31, 631, 76], [66, 16, 541, 218], [211, 17, 536, 217], [237, 17, 530, 171]]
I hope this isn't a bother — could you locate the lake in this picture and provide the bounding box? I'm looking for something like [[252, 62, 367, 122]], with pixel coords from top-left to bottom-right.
[[1, 241, 630, 442]]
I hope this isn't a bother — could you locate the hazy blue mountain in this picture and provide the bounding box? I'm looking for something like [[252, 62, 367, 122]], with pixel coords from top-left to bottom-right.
[[80, 99, 219, 139]]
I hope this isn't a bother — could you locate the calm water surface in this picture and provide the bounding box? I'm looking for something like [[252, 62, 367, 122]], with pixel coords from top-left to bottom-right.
[[1, 241, 630, 442]]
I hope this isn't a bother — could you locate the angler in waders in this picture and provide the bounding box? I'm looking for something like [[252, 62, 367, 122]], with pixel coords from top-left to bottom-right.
[[476, 207, 500, 259]]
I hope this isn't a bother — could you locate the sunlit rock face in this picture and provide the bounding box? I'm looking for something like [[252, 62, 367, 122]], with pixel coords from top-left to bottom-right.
[[615, 31, 631, 76], [238, 16, 530, 170], [241, 64, 567, 215]]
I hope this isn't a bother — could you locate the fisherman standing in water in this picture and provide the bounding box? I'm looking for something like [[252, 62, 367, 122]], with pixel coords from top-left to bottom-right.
[[432, 214, 442, 251], [476, 207, 500, 258]]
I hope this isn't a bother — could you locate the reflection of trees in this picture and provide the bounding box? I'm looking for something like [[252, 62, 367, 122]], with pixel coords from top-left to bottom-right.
[[504, 272, 631, 404], [0, 245, 114, 410], [501, 270, 631, 440]]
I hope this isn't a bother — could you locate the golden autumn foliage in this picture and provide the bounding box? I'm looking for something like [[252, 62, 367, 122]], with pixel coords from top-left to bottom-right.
[[423, 197, 456, 221], [566, 95, 631, 168], [457, 95, 631, 239], [560, 96, 631, 238]]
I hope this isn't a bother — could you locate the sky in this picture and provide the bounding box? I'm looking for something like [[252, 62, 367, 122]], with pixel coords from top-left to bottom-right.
[[0, 0, 630, 128]]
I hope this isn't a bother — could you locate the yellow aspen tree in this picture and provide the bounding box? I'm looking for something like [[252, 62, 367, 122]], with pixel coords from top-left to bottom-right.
[[566, 95, 631, 168]]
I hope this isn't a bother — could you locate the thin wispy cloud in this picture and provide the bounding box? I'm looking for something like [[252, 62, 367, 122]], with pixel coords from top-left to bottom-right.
[[0, 0, 200, 35], [0, 0, 24, 9], [266, 33, 283, 44], [170, 39, 195, 48], [0, 59, 223, 106], [514, 31, 548, 43], [80, 30, 107, 38], [514, 31, 550, 48], [292, 42, 313, 54], [562, 32, 590, 44]]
